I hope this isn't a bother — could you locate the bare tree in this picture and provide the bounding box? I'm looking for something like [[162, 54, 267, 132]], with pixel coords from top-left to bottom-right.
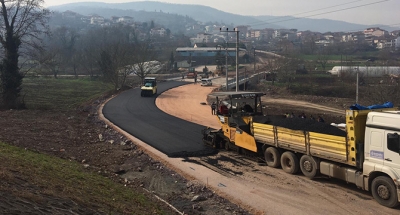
[[95, 26, 135, 90], [52, 27, 79, 77], [129, 40, 157, 84], [38, 43, 62, 78], [78, 29, 102, 79], [0, 0, 49, 109], [315, 49, 330, 71], [98, 42, 133, 90]]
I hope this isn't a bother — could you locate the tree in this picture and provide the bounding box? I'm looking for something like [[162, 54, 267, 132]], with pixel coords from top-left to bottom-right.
[[0, 0, 49, 109], [78, 28, 102, 79], [150, 20, 155, 29], [95, 26, 134, 90], [169, 51, 174, 70], [166, 28, 171, 38], [52, 27, 79, 77], [129, 40, 158, 84], [315, 49, 330, 71]]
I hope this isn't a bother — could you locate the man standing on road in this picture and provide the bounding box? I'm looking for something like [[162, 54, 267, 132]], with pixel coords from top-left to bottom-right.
[[194, 75, 197, 84], [211, 102, 217, 115]]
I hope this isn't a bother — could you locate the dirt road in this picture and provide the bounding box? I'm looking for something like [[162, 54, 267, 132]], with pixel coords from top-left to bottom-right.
[[156, 80, 399, 214]]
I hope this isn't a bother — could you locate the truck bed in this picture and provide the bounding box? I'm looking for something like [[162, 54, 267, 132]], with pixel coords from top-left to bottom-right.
[[253, 122, 350, 165]]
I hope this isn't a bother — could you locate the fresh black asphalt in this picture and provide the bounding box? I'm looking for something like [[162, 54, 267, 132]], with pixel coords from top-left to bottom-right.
[[102, 81, 217, 157]]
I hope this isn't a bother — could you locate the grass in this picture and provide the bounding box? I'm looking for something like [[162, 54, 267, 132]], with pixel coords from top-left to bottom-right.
[[2, 77, 169, 214], [298, 54, 378, 62], [299, 54, 345, 61], [21, 77, 114, 110], [0, 142, 167, 214]]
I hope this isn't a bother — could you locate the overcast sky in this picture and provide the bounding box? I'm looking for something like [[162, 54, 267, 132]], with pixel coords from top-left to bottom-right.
[[44, 0, 399, 26]]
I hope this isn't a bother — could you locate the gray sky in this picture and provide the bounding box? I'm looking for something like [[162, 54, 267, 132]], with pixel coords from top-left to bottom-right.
[[44, 0, 399, 26]]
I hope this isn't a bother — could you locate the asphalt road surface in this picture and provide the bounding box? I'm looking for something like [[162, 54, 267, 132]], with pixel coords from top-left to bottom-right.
[[102, 81, 217, 157]]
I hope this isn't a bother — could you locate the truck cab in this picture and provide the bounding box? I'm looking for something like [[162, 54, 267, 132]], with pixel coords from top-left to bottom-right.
[[363, 111, 400, 207]]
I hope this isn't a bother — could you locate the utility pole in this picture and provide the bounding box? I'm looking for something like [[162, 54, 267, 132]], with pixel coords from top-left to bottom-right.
[[220, 28, 239, 91], [225, 48, 228, 91]]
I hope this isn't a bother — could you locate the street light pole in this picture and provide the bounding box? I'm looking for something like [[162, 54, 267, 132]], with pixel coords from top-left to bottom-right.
[[220, 28, 240, 92]]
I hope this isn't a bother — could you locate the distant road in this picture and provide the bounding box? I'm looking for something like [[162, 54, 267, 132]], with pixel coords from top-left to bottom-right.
[[255, 50, 283, 58], [102, 81, 216, 157]]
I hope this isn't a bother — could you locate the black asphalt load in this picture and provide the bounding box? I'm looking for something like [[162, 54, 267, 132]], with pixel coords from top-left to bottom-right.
[[102, 81, 217, 158]]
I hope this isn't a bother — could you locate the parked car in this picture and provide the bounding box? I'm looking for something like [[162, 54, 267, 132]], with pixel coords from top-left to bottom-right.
[[201, 78, 212, 86]]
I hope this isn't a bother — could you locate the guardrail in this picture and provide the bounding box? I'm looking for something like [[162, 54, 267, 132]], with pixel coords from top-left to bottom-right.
[[221, 71, 269, 90]]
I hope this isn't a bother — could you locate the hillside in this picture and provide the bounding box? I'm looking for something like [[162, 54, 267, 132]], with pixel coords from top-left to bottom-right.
[[48, 1, 397, 32], [48, 2, 274, 30]]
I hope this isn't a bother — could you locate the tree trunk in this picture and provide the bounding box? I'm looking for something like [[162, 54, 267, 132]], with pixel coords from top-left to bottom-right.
[[1, 33, 22, 109]]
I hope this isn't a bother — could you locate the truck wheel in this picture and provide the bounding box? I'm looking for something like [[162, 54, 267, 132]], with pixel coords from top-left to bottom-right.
[[371, 176, 400, 208], [140, 91, 144, 97], [281, 151, 299, 174], [300, 155, 319, 179], [264, 147, 281, 168]]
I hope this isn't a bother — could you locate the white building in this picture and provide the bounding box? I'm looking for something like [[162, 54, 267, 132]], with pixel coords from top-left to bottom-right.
[[190, 33, 212, 45], [150, 28, 167, 37], [90, 15, 105, 25], [118, 16, 134, 24]]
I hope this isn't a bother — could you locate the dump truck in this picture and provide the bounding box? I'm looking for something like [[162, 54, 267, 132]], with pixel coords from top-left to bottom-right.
[[140, 77, 157, 97], [202, 91, 400, 208]]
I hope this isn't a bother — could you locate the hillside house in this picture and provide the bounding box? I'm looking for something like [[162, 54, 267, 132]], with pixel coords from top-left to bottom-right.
[[118, 16, 134, 24], [341, 32, 365, 43], [374, 35, 399, 49], [150, 28, 167, 37], [190, 33, 212, 45], [90, 15, 105, 25], [364, 27, 389, 37], [247, 30, 261, 39]]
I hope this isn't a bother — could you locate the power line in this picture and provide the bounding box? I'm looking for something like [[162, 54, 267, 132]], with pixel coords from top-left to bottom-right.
[[248, 0, 364, 26], [251, 0, 390, 27]]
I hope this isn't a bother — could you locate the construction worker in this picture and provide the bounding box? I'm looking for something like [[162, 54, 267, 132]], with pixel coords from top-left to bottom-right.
[[211, 102, 217, 115]]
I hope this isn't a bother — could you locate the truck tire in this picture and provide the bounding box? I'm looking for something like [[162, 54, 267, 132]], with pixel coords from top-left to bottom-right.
[[371, 176, 400, 208], [280, 151, 299, 174], [300, 155, 319, 179], [264, 147, 281, 168]]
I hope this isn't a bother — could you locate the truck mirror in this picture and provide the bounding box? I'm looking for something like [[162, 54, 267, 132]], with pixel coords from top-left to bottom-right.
[[387, 133, 400, 154]]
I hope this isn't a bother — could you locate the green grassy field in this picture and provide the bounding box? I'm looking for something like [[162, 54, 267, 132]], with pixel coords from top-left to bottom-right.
[[21, 77, 114, 110], [299, 54, 345, 61], [0, 142, 168, 214], [2, 77, 170, 214]]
